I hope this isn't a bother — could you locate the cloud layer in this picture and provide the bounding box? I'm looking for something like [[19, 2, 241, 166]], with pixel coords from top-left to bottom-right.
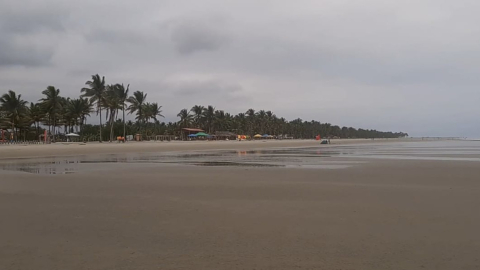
[[1, 0, 479, 136]]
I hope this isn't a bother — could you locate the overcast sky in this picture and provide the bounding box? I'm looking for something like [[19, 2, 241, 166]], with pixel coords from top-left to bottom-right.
[[1, 0, 479, 137]]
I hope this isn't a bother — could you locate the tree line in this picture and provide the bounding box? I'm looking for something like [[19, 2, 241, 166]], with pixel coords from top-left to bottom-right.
[[176, 106, 408, 139], [1, 74, 408, 141]]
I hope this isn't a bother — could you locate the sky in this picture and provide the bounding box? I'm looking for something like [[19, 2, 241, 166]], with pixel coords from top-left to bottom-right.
[[1, 0, 480, 137]]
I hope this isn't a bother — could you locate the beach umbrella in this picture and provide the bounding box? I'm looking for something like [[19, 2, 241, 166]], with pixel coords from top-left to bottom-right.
[[262, 134, 269, 138], [188, 134, 197, 137], [254, 134, 262, 138], [65, 133, 80, 137], [195, 132, 209, 136]]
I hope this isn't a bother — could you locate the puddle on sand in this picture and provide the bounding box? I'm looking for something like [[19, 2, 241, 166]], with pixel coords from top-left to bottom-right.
[[9, 166, 77, 175], [0, 148, 352, 175], [193, 161, 283, 167], [286, 164, 352, 169]]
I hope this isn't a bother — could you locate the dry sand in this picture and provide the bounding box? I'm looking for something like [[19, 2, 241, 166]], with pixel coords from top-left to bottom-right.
[[1, 139, 479, 270]]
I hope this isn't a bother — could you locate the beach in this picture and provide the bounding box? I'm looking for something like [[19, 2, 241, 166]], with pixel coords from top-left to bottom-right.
[[0, 138, 410, 159], [1, 140, 480, 269]]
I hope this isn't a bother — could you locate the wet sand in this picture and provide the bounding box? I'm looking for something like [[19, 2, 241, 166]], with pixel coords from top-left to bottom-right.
[[1, 141, 480, 269], [0, 138, 404, 159]]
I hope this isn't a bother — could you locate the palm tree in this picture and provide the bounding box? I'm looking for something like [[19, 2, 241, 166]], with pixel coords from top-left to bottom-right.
[[66, 98, 92, 134], [246, 108, 256, 135], [235, 113, 247, 134], [202, 105, 215, 133], [28, 102, 43, 138], [143, 102, 164, 136], [190, 105, 204, 127], [0, 90, 28, 140], [214, 110, 229, 131], [323, 123, 332, 138], [127, 90, 147, 124], [104, 84, 122, 141], [177, 108, 193, 130], [68, 99, 81, 133], [290, 118, 303, 138], [270, 114, 279, 135], [256, 110, 267, 134], [81, 74, 106, 142], [278, 117, 287, 136], [17, 108, 33, 141], [39, 86, 62, 142], [149, 103, 164, 122], [165, 122, 178, 136], [79, 98, 93, 136], [265, 110, 274, 134], [61, 97, 74, 134], [1, 91, 411, 141], [115, 84, 129, 139]]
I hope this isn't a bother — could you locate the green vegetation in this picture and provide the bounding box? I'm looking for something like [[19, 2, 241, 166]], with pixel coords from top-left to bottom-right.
[[0, 74, 408, 142]]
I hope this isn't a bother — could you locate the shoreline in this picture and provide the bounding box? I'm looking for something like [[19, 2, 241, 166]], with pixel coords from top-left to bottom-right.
[[0, 138, 428, 160]]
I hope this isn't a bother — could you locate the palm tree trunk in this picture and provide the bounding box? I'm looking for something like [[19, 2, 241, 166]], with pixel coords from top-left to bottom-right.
[[80, 120, 83, 138], [80, 117, 86, 140], [123, 105, 126, 141], [11, 122, 15, 141], [99, 105, 103, 142], [109, 119, 113, 142], [53, 114, 56, 143], [109, 111, 114, 142], [144, 119, 147, 140]]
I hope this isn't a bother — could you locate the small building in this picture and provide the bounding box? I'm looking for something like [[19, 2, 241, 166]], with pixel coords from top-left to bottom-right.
[[1, 129, 8, 142], [181, 128, 205, 140], [215, 131, 237, 140]]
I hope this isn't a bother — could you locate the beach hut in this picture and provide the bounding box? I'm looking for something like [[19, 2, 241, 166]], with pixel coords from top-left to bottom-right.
[[154, 135, 175, 141], [65, 133, 80, 142], [195, 132, 209, 137], [0, 129, 5, 142], [215, 131, 237, 140], [181, 128, 204, 140], [194, 132, 209, 140]]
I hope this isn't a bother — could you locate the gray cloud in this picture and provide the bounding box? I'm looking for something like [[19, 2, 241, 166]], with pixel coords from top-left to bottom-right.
[[0, 39, 54, 67], [0, 1, 66, 67], [1, 0, 480, 136], [0, 4, 66, 34], [173, 80, 241, 96], [84, 28, 153, 45], [169, 20, 230, 54]]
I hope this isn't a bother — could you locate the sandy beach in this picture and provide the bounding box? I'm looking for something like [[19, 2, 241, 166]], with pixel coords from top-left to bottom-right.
[[1, 140, 480, 270], [0, 138, 408, 159]]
